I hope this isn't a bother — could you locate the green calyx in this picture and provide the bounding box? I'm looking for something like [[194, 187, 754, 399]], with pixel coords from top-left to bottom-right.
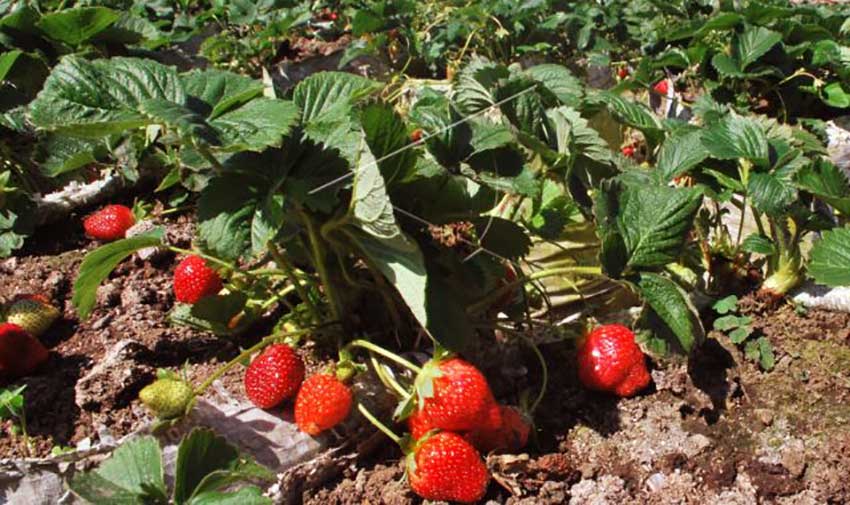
[[139, 378, 195, 420]]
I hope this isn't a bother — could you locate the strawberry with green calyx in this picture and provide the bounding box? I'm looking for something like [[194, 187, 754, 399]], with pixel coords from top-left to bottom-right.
[[244, 343, 305, 409], [295, 373, 354, 435], [407, 431, 490, 503], [412, 353, 502, 434], [4, 294, 60, 337], [139, 370, 195, 419], [173, 255, 223, 304], [577, 324, 651, 397], [358, 400, 490, 504], [83, 204, 136, 241], [0, 323, 49, 378]]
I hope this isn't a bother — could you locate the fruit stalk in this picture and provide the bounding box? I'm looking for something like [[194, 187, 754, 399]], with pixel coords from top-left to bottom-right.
[[357, 402, 402, 444], [301, 210, 345, 324], [348, 339, 423, 374], [268, 242, 322, 324]]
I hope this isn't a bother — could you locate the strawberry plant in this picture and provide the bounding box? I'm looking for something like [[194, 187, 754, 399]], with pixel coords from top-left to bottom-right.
[[67, 428, 275, 504], [0, 385, 30, 457]]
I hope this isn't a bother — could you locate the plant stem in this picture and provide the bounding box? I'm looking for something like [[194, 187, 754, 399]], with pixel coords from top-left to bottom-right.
[[370, 357, 411, 399], [735, 196, 747, 249], [167, 246, 236, 271], [268, 242, 322, 324], [194, 329, 312, 396], [348, 339, 423, 374], [19, 411, 30, 458], [523, 336, 548, 414], [357, 403, 402, 445], [196, 144, 225, 173], [301, 210, 344, 324]]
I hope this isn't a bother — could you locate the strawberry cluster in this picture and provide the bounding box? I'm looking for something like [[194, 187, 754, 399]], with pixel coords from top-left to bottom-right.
[[402, 357, 530, 503], [244, 343, 353, 436]]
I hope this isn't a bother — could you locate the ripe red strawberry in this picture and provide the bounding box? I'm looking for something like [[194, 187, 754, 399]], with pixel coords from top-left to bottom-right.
[[173, 256, 223, 304], [408, 408, 434, 440], [4, 294, 60, 337], [654, 79, 670, 96], [410, 129, 423, 142], [244, 344, 305, 409], [407, 431, 489, 503], [617, 67, 629, 79], [621, 145, 636, 158], [83, 205, 135, 241], [329, 12, 338, 21], [577, 324, 651, 397], [465, 405, 531, 453], [414, 358, 502, 434], [0, 323, 48, 378], [295, 374, 353, 435]]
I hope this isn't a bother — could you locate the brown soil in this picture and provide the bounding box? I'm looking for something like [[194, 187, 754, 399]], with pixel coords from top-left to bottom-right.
[[303, 298, 850, 504]]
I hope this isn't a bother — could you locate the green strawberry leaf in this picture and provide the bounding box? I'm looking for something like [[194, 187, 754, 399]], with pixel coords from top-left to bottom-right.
[[68, 436, 167, 504], [636, 272, 705, 353], [73, 229, 165, 320], [809, 228, 850, 287], [701, 115, 769, 166], [36, 7, 119, 46], [181, 69, 264, 120], [712, 295, 739, 315], [30, 56, 184, 139], [175, 428, 273, 504]]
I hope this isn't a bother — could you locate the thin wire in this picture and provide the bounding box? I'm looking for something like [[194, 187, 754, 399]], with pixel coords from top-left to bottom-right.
[[307, 84, 539, 195]]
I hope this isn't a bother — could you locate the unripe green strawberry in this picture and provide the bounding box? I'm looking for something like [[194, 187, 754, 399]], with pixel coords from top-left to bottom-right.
[[139, 377, 194, 419], [4, 294, 60, 337]]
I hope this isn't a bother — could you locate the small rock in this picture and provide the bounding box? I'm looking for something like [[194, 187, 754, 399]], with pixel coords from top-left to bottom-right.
[[781, 440, 807, 478], [646, 472, 668, 492], [90, 314, 113, 330], [120, 286, 144, 308], [96, 282, 121, 307], [42, 271, 67, 299], [686, 434, 712, 457], [756, 409, 775, 427], [1, 257, 18, 273]]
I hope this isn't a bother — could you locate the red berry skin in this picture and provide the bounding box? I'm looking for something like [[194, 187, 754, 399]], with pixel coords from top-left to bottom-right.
[[295, 374, 353, 435], [0, 323, 48, 378], [407, 432, 489, 503], [408, 409, 434, 440], [465, 405, 530, 453], [617, 67, 629, 79], [654, 79, 670, 96], [621, 145, 636, 158], [419, 358, 502, 433], [173, 256, 223, 304], [83, 205, 135, 241], [577, 324, 651, 397], [410, 129, 423, 142], [244, 344, 305, 409]]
